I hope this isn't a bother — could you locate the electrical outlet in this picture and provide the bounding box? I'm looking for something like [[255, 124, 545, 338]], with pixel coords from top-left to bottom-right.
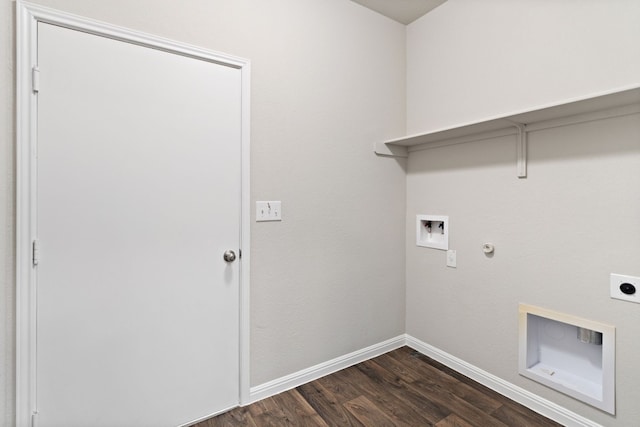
[[256, 201, 282, 222], [610, 273, 640, 304]]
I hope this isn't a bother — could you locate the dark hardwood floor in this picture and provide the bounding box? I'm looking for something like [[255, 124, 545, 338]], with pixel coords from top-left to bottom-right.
[[196, 346, 563, 426]]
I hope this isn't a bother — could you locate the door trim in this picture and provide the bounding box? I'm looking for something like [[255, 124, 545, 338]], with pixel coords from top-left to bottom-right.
[[15, 2, 251, 425]]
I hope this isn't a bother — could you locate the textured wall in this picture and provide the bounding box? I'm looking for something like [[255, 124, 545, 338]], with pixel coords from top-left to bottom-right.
[[406, 1, 640, 424], [407, 0, 640, 134], [406, 114, 640, 426], [1, 1, 407, 424]]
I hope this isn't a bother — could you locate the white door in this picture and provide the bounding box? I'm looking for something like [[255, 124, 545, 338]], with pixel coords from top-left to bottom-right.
[[35, 22, 241, 427]]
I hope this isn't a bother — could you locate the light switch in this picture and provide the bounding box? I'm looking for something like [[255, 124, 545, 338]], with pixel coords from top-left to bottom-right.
[[256, 201, 282, 222], [446, 250, 457, 268]]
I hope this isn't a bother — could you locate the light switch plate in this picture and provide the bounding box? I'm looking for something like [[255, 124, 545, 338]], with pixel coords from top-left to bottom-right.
[[610, 273, 640, 304], [446, 250, 457, 268], [256, 201, 282, 222]]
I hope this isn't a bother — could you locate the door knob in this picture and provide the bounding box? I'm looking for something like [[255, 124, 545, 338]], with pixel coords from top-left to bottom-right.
[[223, 250, 237, 263]]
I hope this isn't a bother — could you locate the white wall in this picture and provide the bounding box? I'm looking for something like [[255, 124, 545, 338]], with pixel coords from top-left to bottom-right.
[[0, 1, 407, 424], [407, 0, 640, 134], [6, 1, 637, 425], [406, 1, 640, 425]]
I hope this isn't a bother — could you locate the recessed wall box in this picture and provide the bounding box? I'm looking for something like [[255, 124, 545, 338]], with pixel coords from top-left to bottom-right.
[[416, 215, 448, 250], [519, 304, 615, 414]]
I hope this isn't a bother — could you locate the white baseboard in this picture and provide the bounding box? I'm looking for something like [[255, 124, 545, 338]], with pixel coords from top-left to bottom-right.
[[405, 335, 603, 427], [247, 335, 405, 404], [247, 334, 601, 427]]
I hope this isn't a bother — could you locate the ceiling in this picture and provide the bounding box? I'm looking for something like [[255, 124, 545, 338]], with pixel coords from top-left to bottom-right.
[[350, 0, 447, 25]]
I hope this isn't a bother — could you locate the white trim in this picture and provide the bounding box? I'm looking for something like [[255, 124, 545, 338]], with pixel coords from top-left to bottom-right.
[[15, 2, 251, 425], [247, 334, 602, 426], [19, 2, 248, 69], [247, 335, 406, 404], [405, 335, 604, 427], [16, 3, 39, 426], [239, 55, 252, 407]]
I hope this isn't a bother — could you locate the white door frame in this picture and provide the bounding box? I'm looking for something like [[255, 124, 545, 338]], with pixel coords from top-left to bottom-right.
[[15, 2, 251, 425]]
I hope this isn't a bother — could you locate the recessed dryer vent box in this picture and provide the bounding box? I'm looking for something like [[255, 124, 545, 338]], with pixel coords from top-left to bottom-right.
[[518, 304, 615, 414], [416, 215, 448, 250]]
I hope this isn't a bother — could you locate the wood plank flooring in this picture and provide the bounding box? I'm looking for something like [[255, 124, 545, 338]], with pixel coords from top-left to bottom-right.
[[195, 347, 563, 426]]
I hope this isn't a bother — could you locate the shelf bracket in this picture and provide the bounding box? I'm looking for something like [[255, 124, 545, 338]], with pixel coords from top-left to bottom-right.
[[507, 120, 528, 178], [374, 142, 408, 158]]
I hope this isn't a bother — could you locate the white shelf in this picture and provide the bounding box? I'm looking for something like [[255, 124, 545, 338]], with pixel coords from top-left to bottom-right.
[[375, 86, 640, 160]]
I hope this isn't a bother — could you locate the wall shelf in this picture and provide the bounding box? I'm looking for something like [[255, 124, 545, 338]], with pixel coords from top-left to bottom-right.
[[375, 86, 640, 177]]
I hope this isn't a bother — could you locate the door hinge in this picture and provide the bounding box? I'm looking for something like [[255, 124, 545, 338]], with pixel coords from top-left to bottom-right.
[[32, 67, 40, 93], [32, 239, 40, 266], [31, 411, 39, 427], [239, 249, 242, 259]]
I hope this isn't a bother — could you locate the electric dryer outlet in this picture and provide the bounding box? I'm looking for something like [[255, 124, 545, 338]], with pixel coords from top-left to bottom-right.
[[610, 273, 640, 304]]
